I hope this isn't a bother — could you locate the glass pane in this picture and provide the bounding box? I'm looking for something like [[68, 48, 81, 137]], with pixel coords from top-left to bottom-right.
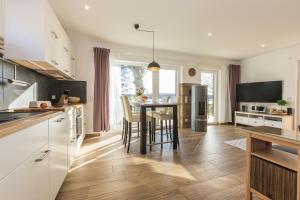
[[200, 72, 215, 123], [159, 69, 176, 102], [120, 65, 153, 101]]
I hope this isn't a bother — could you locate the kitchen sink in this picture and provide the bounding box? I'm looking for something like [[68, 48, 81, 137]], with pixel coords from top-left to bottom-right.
[[0, 111, 48, 124]]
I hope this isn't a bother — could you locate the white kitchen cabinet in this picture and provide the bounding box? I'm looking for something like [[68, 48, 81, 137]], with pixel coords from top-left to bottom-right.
[[49, 112, 70, 199], [4, 0, 75, 79], [0, 144, 50, 200], [0, 120, 48, 181]]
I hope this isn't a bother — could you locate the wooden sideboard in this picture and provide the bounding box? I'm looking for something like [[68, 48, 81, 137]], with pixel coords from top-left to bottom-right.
[[245, 126, 300, 200], [235, 111, 294, 131]]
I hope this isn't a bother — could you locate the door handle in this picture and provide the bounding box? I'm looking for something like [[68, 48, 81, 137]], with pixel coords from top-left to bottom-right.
[[35, 150, 50, 162], [56, 117, 65, 122], [51, 60, 59, 66], [51, 31, 58, 39]]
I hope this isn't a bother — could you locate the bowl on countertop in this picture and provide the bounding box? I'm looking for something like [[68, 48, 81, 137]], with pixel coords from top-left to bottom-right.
[[68, 96, 80, 103]]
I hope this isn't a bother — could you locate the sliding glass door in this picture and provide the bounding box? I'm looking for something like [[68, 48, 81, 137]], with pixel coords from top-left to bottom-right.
[[110, 61, 179, 128], [200, 71, 218, 124], [159, 69, 177, 101]]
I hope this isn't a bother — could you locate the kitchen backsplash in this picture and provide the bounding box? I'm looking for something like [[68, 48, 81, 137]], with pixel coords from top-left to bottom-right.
[[0, 59, 87, 110]]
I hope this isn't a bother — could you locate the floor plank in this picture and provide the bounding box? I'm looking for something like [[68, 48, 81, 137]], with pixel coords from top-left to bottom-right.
[[56, 125, 253, 200]]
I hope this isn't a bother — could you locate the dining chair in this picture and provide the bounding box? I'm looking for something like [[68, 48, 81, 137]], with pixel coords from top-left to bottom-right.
[[122, 96, 141, 153], [120, 96, 126, 143], [151, 97, 174, 149]]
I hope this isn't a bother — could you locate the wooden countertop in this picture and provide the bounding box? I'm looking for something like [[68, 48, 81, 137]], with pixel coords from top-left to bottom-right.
[[0, 111, 62, 139], [0, 104, 85, 139], [244, 126, 300, 146]]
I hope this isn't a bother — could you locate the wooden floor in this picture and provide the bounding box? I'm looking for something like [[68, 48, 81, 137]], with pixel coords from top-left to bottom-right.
[[56, 125, 259, 200]]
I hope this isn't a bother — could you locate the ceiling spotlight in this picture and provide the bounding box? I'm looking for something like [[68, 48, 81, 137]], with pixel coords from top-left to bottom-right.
[[208, 32, 213, 37], [84, 5, 90, 10], [261, 44, 265, 48]]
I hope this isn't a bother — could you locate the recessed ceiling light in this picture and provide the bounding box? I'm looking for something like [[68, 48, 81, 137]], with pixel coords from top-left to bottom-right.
[[84, 5, 90, 10], [208, 32, 213, 37], [261, 44, 265, 48]]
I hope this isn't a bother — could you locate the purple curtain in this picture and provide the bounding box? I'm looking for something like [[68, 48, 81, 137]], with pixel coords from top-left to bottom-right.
[[93, 47, 110, 132], [229, 64, 241, 123]]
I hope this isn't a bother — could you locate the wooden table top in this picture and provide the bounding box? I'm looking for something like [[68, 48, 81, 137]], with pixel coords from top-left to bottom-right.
[[244, 126, 300, 145]]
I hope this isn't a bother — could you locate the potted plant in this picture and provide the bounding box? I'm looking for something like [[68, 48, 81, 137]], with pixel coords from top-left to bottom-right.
[[276, 99, 287, 112]]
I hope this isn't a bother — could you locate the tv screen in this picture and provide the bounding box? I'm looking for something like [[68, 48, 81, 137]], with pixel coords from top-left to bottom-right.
[[236, 81, 282, 102]]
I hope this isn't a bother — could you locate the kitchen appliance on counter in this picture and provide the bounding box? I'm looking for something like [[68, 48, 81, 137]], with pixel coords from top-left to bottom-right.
[[191, 85, 208, 132], [29, 101, 52, 108]]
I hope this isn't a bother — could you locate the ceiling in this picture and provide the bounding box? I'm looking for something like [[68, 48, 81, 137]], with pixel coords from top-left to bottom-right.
[[49, 0, 300, 60]]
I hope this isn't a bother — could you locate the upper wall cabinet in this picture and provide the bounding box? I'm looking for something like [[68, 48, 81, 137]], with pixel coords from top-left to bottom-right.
[[4, 0, 75, 80]]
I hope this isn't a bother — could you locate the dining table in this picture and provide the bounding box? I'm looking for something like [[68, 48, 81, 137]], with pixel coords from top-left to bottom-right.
[[139, 101, 179, 154]]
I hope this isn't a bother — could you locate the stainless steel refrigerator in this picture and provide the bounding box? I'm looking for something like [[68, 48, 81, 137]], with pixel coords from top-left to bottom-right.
[[191, 85, 208, 132]]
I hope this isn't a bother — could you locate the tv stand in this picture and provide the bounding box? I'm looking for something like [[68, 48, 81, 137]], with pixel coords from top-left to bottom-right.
[[235, 111, 294, 131]]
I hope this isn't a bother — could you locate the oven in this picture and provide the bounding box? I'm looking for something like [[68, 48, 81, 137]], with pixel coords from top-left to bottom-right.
[[76, 107, 83, 139]]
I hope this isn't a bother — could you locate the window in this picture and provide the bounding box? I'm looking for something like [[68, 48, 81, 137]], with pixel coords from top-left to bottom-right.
[[200, 72, 217, 123], [120, 65, 153, 100], [159, 69, 177, 101]]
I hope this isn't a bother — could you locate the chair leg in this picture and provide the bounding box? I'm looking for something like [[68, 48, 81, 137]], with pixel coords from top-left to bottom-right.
[[165, 120, 169, 141], [127, 122, 132, 153], [153, 118, 156, 142], [148, 121, 152, 151], [124, 120, 128, 146], [137, 122, 140, 137], [160, 120, 163, 149], [121, 118, 125, 140]]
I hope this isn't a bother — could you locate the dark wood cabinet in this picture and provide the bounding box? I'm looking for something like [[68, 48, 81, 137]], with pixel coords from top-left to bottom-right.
[[251, 156, 297, 200]]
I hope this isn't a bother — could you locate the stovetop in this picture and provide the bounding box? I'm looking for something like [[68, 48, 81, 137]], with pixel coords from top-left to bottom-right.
[[0, 112, 47, 124]]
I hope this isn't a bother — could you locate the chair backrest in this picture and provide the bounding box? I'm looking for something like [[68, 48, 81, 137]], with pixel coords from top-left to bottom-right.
[[120, 96, 125, 118], [159, 96, 172, 115], [122, 96, 132, 121], [165, 96, 173, 115]]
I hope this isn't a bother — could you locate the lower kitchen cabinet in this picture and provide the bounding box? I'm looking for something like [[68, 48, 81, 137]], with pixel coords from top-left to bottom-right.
[[0, 106, 84, 200], [0, 144, 50, 200], [49, 112, 70, 199]]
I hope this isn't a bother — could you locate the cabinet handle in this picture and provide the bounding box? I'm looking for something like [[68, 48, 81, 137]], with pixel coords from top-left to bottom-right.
[[71, 137, 77, 143], [56, 117, 65, 122], [51, 60, 59, 66], [51, 31, 58, 39], [64, 47, 69, 52], [35, 150, 50, 162]]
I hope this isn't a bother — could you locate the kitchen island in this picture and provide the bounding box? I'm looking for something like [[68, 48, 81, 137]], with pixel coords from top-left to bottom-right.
[[245, 126, 300, 200]]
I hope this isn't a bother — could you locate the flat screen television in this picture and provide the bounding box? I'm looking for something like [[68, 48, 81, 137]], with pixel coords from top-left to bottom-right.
[[236, 81, 282, 102]]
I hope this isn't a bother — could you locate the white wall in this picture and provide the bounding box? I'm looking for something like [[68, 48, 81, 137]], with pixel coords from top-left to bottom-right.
[[241, 45, 300, 112], [0, 0, 4, 37], [69, 31, 239, 133]]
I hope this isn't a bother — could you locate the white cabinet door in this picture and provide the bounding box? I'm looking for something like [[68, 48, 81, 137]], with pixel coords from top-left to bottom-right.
[[0, 145, 50, 200], [0, 121, 48, 181], [248, 117, 264, 127], [236, 116, 249, 125], [49, 113, 69, 199], [264, 120, 283, 128]]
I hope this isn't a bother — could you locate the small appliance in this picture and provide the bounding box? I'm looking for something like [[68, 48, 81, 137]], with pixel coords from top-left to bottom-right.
[[255, 106, 267, 113], [241, 105, 248, 112], [287, 108, 293, 115]]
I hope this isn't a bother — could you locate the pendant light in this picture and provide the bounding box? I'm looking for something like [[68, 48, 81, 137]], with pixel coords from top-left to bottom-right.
[[134, 24, 160, 71]]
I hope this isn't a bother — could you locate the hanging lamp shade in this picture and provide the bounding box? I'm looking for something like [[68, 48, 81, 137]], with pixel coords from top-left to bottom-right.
[[148, 60, 160, 71], [134, 24, 160, 71]]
